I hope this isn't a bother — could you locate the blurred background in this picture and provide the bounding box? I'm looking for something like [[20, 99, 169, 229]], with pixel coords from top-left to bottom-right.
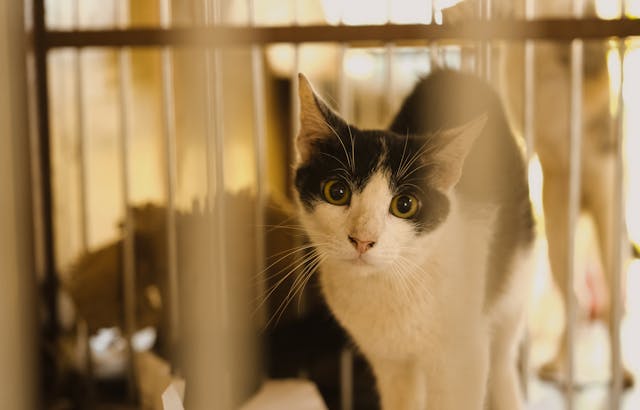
[[1, 0, 639, 409]]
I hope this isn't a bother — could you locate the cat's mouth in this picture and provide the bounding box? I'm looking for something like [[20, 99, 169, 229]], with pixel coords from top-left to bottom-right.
[[348, 254, 376, 267]]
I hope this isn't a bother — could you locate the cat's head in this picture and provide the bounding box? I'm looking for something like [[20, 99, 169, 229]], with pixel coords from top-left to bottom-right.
[[293, 74, 485, 275]]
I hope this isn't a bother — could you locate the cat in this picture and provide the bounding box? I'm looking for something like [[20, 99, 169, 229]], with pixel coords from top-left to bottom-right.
[[470, 0, 635, 387], [292, 70, 535, 410]]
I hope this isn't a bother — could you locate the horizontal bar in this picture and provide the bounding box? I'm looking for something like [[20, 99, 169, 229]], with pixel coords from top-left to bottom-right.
[[43, 18, 640, 48]]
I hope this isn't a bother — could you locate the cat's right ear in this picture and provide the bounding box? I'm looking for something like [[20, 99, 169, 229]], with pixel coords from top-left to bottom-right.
[[296, 73, 338, 164]]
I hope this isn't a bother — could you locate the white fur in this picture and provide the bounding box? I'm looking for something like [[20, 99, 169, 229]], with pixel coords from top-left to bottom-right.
[[298, 170, 533, 410]]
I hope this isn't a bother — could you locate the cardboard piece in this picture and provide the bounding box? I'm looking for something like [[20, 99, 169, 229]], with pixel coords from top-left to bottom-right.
[[162, 381, 186, 410], [240, 379, 327, 410], [134, 351, 185, 410]]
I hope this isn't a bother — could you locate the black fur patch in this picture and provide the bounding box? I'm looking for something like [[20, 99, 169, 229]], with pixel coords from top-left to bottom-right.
[[294, 104, 450, 234]]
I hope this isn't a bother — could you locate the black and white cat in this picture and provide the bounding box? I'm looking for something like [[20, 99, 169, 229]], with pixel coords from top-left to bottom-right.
[[292, 70, 535, 409]]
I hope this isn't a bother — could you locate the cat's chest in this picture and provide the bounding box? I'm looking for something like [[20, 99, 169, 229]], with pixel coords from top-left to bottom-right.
[[319, 264, 446, 357]]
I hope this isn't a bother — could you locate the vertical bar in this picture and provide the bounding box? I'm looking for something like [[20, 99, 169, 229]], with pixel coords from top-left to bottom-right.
[[202, 0, 226, 329], [289, 0, 306, 317], [33, 0, 59, 343], [203, 0, 229, 334], [483, 0, 492, 81], [1, 2, 39, 408], [247, 0, 268, 327], [384, 0, 394, 123], [428, 0, 442, 71], [114, 0, 137, 399], [476, 0, 485, 78], [609, 39, 625, 410], [213, 0, 229, 330], [198, 0, 231, 406], [566, 1, 585, 407], [289, 0, 300, 156], [337, 8, 354, 410], [73, 0, 89, 251], [523, 0, 535, 158], [159, 0, 181, 363], [338, 45, 351, 120], [340, 348, 354, 410]]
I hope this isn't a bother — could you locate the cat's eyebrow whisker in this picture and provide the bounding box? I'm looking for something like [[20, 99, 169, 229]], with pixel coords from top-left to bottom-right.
[[320, 152, 351, 174], [396, 138, 438, 180], [399, 159, 436, 181], [347, 122, 355, 173], [396, 141, 429, 180], [395, 131, 410, 181], [397, 137, 428, 178], [324, 119, 353, 173]]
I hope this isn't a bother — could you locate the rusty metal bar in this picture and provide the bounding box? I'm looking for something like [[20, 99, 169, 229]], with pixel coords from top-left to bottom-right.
[[42, 19, 640, 49]]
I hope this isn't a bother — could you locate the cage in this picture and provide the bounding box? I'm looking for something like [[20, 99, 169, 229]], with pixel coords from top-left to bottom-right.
[[2, 0, 640, 409]]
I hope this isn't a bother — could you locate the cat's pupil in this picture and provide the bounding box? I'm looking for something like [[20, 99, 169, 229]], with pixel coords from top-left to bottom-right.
[[397, 196, 413, 214], [330, 182, 347, 200]]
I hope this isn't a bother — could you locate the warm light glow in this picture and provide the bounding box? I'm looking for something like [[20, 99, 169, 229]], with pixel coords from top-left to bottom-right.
[[627, 0, 640, 18], [595, 0, 622, 19], [624, 45, 640, 244], [320, 0, 463, 25], [528, 155, 544, 219], [607, 45, 622, 116], [344, 51, 376, 79]]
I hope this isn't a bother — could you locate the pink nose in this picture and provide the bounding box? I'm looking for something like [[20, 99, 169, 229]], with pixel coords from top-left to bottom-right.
[[348, 235, 376, 254]]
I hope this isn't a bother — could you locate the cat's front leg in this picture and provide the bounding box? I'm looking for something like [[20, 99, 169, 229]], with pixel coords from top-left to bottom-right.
[[424, 336, 490, 410], [370, 356, 426, 410]]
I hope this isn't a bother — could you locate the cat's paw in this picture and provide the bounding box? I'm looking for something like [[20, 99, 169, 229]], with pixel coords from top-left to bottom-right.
[[538, 360, 635, 390], [623, 368, 635, 390]]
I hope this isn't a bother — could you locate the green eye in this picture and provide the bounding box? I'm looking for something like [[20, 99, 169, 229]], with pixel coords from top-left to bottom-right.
[[390, 194, 419, 219], [322, 179, 351, 206]]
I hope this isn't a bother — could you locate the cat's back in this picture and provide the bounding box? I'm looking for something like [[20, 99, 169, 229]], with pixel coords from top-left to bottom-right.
[[390, 70, 535, 306], [389, 69, 528, 209], [389, 70, 501, 136]]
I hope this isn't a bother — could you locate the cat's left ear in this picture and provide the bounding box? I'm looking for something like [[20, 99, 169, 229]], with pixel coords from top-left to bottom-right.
[[430, 114, 488, 191], [296, 73, 347, 164]]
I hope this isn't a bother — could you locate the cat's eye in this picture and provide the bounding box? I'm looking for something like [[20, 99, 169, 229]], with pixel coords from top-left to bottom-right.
[[322, 179, 351, 206], [390, 194, 419, 219]]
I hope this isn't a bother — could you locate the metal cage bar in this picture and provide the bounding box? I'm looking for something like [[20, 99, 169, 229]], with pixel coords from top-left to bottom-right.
[[159, 0, 181, 363], [31, 2, 640, 408], [72, 8, 89, 251], [610, 38, 626, 410], [114, 0, 138, 399], [523, 0, 536, 158], [41, 19, 640, 49], [565, 2, 586, 408], [247, 0, 268, 328]]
